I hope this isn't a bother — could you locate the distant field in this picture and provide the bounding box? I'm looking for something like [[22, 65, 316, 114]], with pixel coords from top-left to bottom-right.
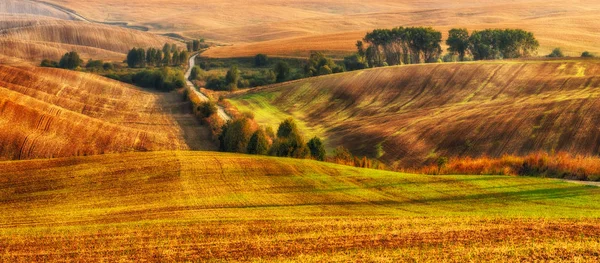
[[0, 151, 599, 261], [0, 64, 214, 161], [0, 17, 182, 63], [228, 59, 600, 167]]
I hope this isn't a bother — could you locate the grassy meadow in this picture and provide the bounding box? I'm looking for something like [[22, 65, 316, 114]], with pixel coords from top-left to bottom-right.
[[1, 151, 599, 261]]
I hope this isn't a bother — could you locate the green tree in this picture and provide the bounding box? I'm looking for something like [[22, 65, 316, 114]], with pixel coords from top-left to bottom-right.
[[179, 51, 189, 66], [247, 129, 270, 155], [254, 54, 269, 67], [307, 136, 326, 161], [172, 50, 180, 66], [163, 50, 171, 66], [162, 43, 171, 54], [446, 28, 470, 61], [225, 65, 240, 91], [274, 61, 290, 82], [190, 66, 204, 80], [305, 52, 343, 77], [271, 118, 307, 158], [218, 118, 254, 153], [276, 118, 298, 138], [58, 51, 82, 69]]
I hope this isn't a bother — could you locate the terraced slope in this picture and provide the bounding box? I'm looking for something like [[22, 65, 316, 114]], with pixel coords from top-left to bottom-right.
[[229, 59, 600, 167], [0, 151, 599, 261], [0, 65, 214, 161]]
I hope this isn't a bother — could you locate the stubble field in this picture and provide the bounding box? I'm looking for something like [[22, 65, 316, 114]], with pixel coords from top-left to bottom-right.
[[1, 151, 599, 262]]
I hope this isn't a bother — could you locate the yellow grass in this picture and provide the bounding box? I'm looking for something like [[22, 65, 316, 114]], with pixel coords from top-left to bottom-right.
[[0, 64, 215, 161], [0, 151, 599, 261], [228, 59, 600, 167]]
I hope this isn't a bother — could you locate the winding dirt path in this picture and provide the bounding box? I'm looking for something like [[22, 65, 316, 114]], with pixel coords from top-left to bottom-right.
[[185, 53, 232, 122]]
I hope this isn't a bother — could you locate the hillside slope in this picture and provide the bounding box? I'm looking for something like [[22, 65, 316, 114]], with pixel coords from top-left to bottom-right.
[[0, 151, 599, 261], [0, 0, 71, 20], [0, 17, 182, 63], [230, 59, 600, 167], [0, 65, 214, 161]]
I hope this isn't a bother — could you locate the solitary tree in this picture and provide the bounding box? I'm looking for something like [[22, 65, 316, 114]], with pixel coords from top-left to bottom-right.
[[446, 28, 470, 61], [225, 65, 240, 91]]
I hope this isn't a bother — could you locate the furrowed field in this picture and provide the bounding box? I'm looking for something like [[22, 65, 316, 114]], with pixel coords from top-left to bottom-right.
[[1, 151, 599, 262], [228, 59, 600, 167], [0, 64, 215, 161]]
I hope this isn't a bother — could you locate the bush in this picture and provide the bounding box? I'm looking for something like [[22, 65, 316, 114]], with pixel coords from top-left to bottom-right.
[[344, 54, 367, 71], [304, 52, 343, 77], [547, 48, 565, 58], [581, 51, 595, 58], [103, 63, 114, 71], [131, 67, 185, 92], [190, 66, 205, 80], [40, 59, 58, 68], [59, 51, 83, 69], [85, 59, 104, 71], [197, 101, 217, 119]]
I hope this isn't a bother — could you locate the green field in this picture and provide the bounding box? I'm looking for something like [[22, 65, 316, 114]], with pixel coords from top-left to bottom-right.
[[1, 151, 599, 261]]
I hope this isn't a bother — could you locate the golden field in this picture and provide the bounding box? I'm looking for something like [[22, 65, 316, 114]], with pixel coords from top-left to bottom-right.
[[0, 64, 215, 161], [0, 151, 599, 261], [229, 59, 600, 167], [0, 0, 182, 63]]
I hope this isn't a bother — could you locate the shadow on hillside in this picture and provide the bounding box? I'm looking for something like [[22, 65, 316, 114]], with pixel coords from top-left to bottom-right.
[[157, 93, 217, 151]]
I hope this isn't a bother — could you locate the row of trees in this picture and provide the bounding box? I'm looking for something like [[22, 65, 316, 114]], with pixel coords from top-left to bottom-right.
[[448, 28, 539, 61], [362, 27, 443, 66], [218, 117, 326, 161], [186, 39, 209, 52], [348, 27, 540, 68], [127, 43, 189, 68]]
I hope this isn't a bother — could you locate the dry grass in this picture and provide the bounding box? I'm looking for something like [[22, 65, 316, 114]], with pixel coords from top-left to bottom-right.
[[415, 152, 600, 182], [0, 151, 599, 261], [0, 64, 215, 161], [0, 0, 71, 20], [229, 59, 600, 167], [0, 16, 182, 62]]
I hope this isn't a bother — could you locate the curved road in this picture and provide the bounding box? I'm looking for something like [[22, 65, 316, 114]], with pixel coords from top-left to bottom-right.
[[185, 54, 231, 121]]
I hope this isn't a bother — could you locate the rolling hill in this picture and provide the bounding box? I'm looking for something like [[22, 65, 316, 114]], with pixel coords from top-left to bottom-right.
[[0, 16, 182, 63], [0, 0, 72, 20], [0, 64, 214, 161], [229, 59, 600, 167], [0, 151, 599, 261]]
